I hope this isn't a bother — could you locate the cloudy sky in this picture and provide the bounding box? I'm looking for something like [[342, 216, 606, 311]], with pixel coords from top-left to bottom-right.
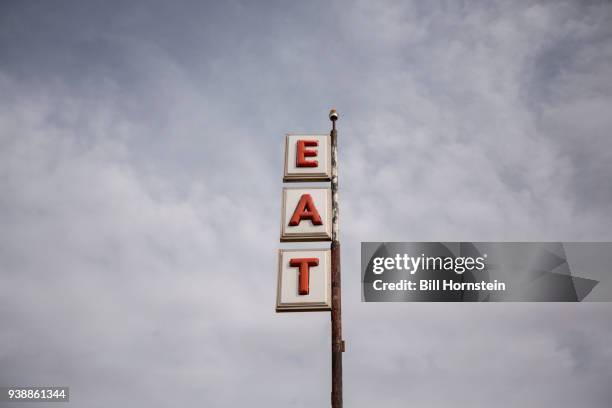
[[1, 1, 612, 407]]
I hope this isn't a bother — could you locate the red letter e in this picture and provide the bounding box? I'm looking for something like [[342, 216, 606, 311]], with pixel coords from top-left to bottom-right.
[[296, 140, 318, 167]]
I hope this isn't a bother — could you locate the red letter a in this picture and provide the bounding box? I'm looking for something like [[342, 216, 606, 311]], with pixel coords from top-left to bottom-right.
[[289, 258, 319, 295], [289, 194, 323, 226]]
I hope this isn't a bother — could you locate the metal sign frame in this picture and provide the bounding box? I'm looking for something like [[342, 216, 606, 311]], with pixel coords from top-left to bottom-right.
[[280, 187, 332, 242], [276, 248, 332, 312], [283, 134, 332, 182]]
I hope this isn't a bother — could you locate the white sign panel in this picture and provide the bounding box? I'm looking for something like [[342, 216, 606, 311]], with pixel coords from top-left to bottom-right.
[[283, 134, 331, 182], [280, 187, 332, 242], [276, 249, 331, 312]]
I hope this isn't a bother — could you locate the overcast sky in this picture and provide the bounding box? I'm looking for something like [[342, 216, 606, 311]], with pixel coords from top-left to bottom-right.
[[1, 1, 612, 407]]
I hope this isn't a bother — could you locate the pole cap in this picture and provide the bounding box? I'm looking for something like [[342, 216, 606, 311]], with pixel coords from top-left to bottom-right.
[[329, 108, 339, 122]]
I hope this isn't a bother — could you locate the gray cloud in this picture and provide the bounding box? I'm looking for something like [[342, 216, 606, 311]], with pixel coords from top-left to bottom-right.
[[1, 1, 612, 407]]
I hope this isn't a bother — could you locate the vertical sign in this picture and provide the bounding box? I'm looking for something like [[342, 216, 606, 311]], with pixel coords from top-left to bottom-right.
[[276, 110, 344, 408], [277, 134, 333, 312]]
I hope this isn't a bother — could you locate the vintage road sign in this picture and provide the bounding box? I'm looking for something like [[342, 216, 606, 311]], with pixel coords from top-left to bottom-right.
[[283, 134, 331, 182], [276, 110, 344, 407], [280, 187, 332, 242], [276, 249, 331, 312]]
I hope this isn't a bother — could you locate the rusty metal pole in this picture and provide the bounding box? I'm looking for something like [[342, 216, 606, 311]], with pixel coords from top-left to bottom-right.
[[329, 108, 343, 408]]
